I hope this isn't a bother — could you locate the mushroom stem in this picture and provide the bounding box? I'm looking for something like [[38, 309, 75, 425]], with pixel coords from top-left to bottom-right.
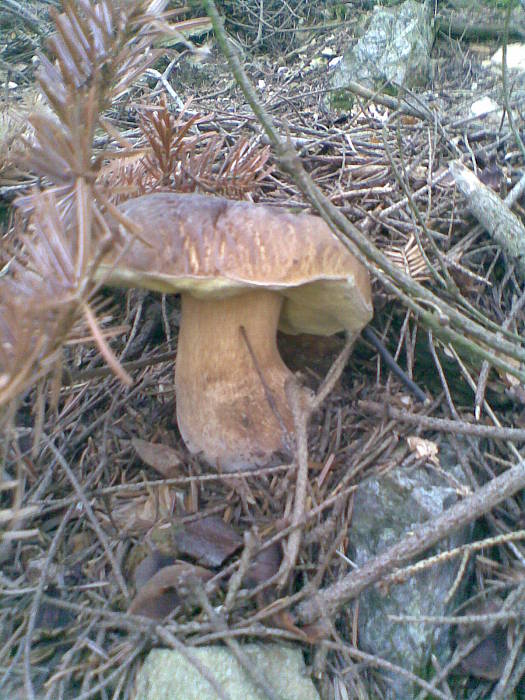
[[175, 289, 295, 470]]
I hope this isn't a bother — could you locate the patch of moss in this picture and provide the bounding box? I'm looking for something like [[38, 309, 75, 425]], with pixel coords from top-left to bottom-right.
[[328, 88, 354, 112]]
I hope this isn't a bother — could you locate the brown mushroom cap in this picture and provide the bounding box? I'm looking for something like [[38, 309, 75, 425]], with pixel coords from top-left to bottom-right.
[[102, 191, 373, 335]]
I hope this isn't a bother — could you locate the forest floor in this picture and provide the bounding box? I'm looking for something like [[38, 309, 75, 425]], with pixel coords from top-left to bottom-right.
[[2, 1, 525, 698]]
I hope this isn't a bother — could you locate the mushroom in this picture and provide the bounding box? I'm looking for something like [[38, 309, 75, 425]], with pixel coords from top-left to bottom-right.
[[100, 192, 372, 471]]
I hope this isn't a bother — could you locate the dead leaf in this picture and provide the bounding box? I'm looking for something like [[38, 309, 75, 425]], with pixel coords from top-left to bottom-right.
[[128, 562, 213, 619], [133, 437, 182, 477], [300, 619, 332, 643], [269, 609, 308, 641], [245, 542, 282, 588], [460, 629, 508, 680], [407, 436, 439, 465], [34, 586, 74, 631], [133, 549, 177, 590], [109, 484, 177, 534], [174, 515, 242, 567]]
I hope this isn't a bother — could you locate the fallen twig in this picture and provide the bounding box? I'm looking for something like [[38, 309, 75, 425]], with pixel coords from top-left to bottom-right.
[[449, 160, 525, 281], [277, 333, 356, 586], [277, 378, 311, 587], [24, 504, 75, 700], [43, 437, 130, 602], [381, 530, 525, 589], [322, 641, 452, 700], [359, 400, 525, 442]]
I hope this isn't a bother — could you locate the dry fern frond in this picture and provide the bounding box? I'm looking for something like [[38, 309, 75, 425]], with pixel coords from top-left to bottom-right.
[[175, 129, 223, 193], [386, 235, 432, 283], [1, 0, 269, 413], [0, 290, 48, 408]]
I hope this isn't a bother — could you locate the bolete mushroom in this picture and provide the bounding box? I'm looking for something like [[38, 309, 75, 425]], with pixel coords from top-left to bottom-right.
[[100, 192, 372, 471]]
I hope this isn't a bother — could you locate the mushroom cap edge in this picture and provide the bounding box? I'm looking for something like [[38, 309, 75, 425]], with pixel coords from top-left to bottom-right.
[[99, 191, 373, 335]]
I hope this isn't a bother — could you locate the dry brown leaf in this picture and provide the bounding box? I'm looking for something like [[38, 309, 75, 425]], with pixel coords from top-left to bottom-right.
[[174, 515, 242, 567], [133, 549, 177, 591], [128, 562, 213, 619], [460, 629, 508, 680], [132, 437, 182, 478], [34, 586, 74, 631], [245, 542, 282, 588]]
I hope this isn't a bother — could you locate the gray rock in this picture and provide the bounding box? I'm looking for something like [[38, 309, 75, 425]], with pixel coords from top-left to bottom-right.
[[349, 441, 471, 699], [134, 643, 320, 700], [329, 0, 433, 110]]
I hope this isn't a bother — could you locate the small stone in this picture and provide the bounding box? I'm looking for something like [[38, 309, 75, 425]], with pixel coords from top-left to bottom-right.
[[491, 44, 525, 71], [470, 97, 500, 118]]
